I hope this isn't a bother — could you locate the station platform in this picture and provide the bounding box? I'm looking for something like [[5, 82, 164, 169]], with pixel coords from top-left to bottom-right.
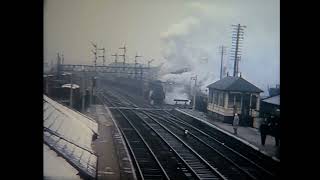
[[175, 108, 280, 161], [86, 105, 137, 180]]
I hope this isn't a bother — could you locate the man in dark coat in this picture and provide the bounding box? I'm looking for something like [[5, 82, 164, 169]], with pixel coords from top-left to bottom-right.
[[274, 120, 280, 146], [260, 119, 269, 146], [271, 110, 280, 146]]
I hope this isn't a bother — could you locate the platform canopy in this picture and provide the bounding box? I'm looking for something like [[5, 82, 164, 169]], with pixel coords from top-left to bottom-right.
[[43, 95, 98, 179], [61, 83, 80, 89], [262, 95, 280, 106]]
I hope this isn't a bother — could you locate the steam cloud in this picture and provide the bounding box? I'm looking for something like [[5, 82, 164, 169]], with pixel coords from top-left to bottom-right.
[[158, 3, 228, 104], [158, 1, 279, 104]]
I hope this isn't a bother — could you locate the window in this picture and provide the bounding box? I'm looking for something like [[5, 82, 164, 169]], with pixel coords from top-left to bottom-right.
[[235, 94, 241, 109], [228, 93, 235, 108], [251, 95, 257, 109], [218, 92, 224, 107], [228, 93, 241, 109], [208, 90, 213, 103], [214, 91, 218, 105]]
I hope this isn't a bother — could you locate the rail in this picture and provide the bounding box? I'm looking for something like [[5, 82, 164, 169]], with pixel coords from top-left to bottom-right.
[[99, 92, 170, 180], [163, 110, 279, 178], [98, 87, 279, 179], [137, 110, 227, 180], [146, 111, 261, 179]]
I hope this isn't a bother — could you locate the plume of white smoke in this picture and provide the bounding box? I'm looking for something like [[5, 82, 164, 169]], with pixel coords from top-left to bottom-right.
[[158, 1, 279, 103], [164, 85, 190, 105], [158, 3, 230, 103]]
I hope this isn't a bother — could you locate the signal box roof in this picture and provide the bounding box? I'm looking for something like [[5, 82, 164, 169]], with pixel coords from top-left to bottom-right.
[[207, 76, 263, 93]]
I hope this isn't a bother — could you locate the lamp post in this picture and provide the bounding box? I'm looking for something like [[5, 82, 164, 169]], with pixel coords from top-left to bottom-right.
[[191, 75, 197, 110], [44, 74, 53, 96], [70, 74, 73, 108], [62, 72, 73, 108], [91, 76, 97, 105], [81, 67, 85, 112]]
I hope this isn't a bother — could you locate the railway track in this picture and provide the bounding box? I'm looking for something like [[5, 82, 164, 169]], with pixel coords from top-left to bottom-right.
[[131, 109, 226, 180], [98, 91, 225, 180], [99, 92, 225, 179], [155, 110, 279, 177], [100, 85, 171, 109], [100, 94, 169, 180], [146, 110, 277, 179], [97, 87, 279, 179]]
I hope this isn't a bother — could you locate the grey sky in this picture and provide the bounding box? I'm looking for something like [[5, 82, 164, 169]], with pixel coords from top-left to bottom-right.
[[44, 0, 279, 94]]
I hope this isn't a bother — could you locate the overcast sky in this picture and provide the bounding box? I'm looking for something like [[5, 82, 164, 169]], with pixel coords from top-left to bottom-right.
[[44, 0, 279, 94]]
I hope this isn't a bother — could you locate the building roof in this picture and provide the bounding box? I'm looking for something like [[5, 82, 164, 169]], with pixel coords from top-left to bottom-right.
[[43, 95, 98, 179], [207, 76, 263, 93], [262, 95, 280, 106]]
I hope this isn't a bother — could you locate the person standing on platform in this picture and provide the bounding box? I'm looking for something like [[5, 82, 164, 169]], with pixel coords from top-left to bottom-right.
[[260, 119, 268, 146], [271, 110, 280, 146], [274, 120, 280, 146], [233, 113, 240, 135]]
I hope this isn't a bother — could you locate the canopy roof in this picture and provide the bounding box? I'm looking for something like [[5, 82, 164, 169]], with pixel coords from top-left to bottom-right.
[[43, 95, 98, 179]]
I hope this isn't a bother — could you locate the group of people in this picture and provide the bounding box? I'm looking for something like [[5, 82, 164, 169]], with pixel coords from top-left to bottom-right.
[[232, 112, 280, 146], [260, 114, 280, 146], [183, 112, 280, 147]]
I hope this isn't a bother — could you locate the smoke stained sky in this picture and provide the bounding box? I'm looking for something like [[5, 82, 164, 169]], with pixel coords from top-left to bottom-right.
[[44, 0, 279, 94]]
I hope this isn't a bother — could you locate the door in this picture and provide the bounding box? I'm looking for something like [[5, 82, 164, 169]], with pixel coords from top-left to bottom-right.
[[241, 94, 253, 126]]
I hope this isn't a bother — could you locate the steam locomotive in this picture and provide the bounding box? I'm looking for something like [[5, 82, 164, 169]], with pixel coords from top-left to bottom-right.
[[149, 80, 165, 105]]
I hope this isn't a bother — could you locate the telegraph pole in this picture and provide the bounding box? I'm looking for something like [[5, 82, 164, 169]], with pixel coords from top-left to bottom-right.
[[81, 67, 85, 112], [231, 24, 246, 77], [139, 64, 144, 96], [91, 76, 97, 105], [91, 42, 105, 67], [147, 59, 154, 80], [147, 59, 154, 69], [91, 41, 97, 72], [56, 53, 61, 77], [219, 46, 227, 79], [111, 53, 118, 64], [69, 73, 73, 108], [111, 53, 118, 76], [61, 53, 64, 65], [98, 48, 105, 66], [134, 53, 142, 79], [139, 65, 143, 80], [119, 44, 126, 70], [50, 59, 54, 73], [191, 75, 197, 110]]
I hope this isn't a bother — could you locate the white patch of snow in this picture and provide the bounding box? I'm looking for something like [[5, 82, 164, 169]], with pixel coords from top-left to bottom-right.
[[44, 144, 82, 180]]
